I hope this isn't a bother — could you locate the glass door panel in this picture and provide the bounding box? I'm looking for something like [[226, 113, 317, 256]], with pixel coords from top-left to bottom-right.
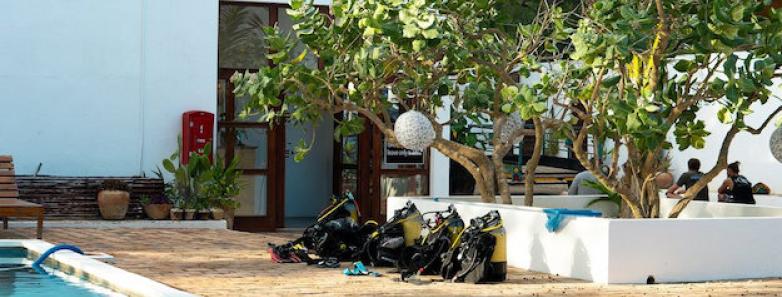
[[380, 174, 428, 218], [218, 5, 269, 69]]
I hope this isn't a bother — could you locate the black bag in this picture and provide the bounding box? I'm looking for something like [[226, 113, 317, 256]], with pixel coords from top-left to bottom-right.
[[441, 210, 506, 283]]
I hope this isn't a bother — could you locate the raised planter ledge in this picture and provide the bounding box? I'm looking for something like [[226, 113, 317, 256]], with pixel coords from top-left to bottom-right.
[[8, 220, 227, 229], [388, 195, 782, 284]]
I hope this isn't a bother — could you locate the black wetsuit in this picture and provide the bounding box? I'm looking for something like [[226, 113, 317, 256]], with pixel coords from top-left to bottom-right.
[[726, 175, 755, 204]]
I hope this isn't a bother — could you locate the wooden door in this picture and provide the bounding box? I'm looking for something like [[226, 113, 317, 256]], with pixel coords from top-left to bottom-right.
[[217, 70, 285, 232]]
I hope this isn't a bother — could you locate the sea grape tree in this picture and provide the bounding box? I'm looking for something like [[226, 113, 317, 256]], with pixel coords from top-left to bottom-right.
[[550, 0, 782, 218], [231, 0, 575, 204]]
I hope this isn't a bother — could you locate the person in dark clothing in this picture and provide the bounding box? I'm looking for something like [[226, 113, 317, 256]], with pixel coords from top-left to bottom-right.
[[717, 162, 755, 204], [666, 158, 709, 201]]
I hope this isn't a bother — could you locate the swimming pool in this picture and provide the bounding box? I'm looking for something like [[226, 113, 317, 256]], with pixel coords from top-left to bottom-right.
[[0, 247, 120, 296], [0, 240, 195, 297]]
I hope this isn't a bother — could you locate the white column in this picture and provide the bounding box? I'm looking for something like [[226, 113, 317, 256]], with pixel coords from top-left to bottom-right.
[[430, 96, 452, 197]]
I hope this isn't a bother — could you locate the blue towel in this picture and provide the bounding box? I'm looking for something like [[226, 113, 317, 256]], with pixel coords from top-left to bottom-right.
[[543, 208, 602, 232]]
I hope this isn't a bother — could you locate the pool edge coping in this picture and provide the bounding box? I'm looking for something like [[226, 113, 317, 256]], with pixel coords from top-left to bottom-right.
[[0, 239, 196, 297]]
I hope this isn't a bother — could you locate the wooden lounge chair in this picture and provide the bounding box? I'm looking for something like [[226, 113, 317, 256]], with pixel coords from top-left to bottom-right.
[[0, 156, 44, 239]]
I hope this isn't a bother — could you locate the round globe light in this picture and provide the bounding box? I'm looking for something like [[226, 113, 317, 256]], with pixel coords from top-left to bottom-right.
[[770, 127, 782, 163], [394, 110, 436, 151]]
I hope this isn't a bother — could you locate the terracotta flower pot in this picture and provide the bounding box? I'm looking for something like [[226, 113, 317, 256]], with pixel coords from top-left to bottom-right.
[[210, 208, 225, 220], [144, 204, 172, 220], [223, 207, 236, 229], [184, 209, 197, 220], [197, 210, 211, 220], [97, 190, 130, 220], [170, 208, 184, 220]]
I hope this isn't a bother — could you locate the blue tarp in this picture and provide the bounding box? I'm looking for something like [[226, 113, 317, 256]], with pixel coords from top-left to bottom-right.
[[543, 208, 602, 232]]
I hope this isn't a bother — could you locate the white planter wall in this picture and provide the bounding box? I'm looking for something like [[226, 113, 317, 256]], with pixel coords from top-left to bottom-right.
[[389, 195, 782, 284], [660, 196, 782, 218], [388, 196, 612, 283]]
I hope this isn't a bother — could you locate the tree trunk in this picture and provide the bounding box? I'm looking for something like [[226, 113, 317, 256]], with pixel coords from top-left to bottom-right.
[[431, 138, 496, 203], [493, 152, 512, 204], [523, 118, 544, 206]]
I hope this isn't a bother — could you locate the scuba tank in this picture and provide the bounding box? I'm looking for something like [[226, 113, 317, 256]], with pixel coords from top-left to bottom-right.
[[398, 204, 464, 280], [440, 210, 506, 283], [362, 201, 425, 266]]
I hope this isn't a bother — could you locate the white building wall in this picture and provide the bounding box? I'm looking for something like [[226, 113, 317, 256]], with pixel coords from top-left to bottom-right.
[[0, 0, 217, 176], [666, 100, 782, 195]]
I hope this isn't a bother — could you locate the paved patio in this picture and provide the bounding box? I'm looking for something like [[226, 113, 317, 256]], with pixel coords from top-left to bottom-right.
[[2, 227, 782, 296]]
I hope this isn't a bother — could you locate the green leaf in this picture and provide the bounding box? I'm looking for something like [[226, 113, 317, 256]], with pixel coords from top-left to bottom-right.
[[421, 28, 439, 39], [500, 86, 519, 100], [412, 40, 426, 52], [403, 23, 419, 38], [162, 159, 177, 173], [644, 104, 660, 113], [416, 14, 435, 29], [717, 107, 733, 124], [601, 75, 621, 87], [726, 83, 738, 101], [290, 49, 308, 64], [730, 5, 745, 22], [673, 60, 692, 72], [627, 113, 641, 130], [532, 102, 547, 113], [724, 54, 737, 78], [501, 104, 512, 113]]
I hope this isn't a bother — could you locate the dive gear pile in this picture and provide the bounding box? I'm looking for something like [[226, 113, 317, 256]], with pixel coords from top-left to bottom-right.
[[268, 197, 507, 283], [268, 193, 377, 264]]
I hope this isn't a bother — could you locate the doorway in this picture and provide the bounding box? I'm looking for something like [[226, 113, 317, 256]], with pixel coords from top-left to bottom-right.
[[217, 1, 430, 231]]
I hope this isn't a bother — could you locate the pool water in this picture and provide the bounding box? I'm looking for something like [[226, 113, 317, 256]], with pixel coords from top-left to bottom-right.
[[0, 247, 121, 297]]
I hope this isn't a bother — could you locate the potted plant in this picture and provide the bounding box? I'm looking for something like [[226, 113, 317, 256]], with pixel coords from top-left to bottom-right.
[[207, 155, 242, 225], [195, 195, 211, 220], [140, 194, 171, 220], [170, 201, 185, 220], [211, 205, 225, 220], [97, 179, 130, 220], [219, 198, 240, 228], [158, 140, 214, 220]]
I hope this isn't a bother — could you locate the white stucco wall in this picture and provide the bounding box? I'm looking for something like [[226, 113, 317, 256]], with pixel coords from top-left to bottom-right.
[[0, 0, 217, 176], [666, 100, 782, 195], [391, 196, 782, 283]]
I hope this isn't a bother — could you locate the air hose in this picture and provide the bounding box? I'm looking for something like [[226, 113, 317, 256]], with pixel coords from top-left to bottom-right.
[[32, 244, 84, 268]]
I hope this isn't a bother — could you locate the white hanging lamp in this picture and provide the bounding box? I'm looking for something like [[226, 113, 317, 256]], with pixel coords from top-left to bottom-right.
[[394, 110, 436, 151], [771, 127, 782, 163]]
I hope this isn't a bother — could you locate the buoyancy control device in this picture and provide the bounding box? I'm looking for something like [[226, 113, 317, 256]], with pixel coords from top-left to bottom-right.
[[440, 210, 506, 283], [362, 201, 424, 267], [397, 204, 465, 280]]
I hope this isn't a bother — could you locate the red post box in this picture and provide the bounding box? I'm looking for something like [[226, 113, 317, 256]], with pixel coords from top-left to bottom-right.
[[182, 111, 214, 164]]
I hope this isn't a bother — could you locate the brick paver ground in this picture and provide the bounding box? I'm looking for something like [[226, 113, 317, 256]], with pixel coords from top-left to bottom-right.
[[2, 227, 782, 296]]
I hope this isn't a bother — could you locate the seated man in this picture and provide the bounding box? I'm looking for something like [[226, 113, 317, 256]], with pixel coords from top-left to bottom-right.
[[568, 170, 602, 195], [717, 162, 755, 204], [666, 158, 709, 201]]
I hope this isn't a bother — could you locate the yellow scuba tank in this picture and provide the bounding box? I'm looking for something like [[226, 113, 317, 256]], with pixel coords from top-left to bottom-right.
[[400, 208, 424, 247], [442, 210, 506, 283], [485, 217, 507, 281]]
